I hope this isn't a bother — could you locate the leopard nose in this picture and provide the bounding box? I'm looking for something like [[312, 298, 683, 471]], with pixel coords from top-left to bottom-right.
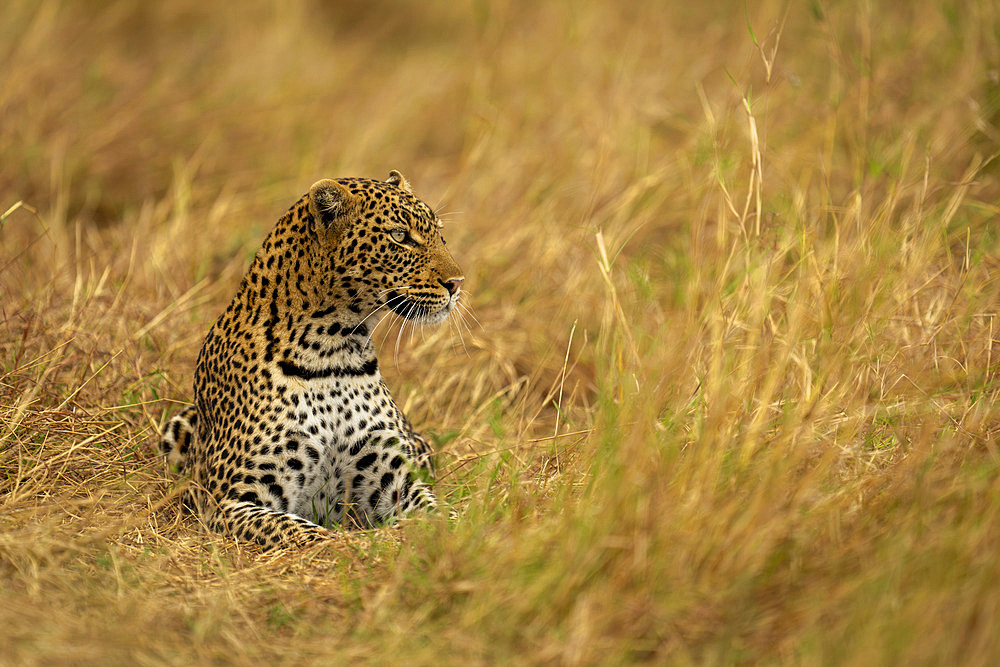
[[439, 277, 464, 295]]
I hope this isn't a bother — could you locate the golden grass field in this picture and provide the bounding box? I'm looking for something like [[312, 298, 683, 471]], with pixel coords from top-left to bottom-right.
[[2, 0, 999, 663]]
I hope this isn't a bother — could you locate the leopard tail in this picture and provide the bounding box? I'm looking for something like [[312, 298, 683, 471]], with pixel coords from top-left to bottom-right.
[[160, 405, 198, 472]]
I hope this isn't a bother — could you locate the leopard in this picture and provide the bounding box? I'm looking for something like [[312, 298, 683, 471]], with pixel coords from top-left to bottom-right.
[[159, 171, 464, 548]]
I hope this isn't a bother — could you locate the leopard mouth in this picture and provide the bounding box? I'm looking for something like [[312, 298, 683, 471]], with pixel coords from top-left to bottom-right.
[[385, 290, 453, 324]]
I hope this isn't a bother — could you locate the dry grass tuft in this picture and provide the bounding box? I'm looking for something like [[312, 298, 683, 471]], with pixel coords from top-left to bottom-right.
[[2, 0, 999, 663]]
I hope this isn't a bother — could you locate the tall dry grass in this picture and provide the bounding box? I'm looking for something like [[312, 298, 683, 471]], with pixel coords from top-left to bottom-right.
[[2, 0, 999, 663]]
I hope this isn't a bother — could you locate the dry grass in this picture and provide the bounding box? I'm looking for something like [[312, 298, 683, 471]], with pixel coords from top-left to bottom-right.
[[2, 0, 999, 663]]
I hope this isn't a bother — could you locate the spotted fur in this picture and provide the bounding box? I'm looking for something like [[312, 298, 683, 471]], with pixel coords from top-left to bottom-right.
[[159, 171, 463, 548]]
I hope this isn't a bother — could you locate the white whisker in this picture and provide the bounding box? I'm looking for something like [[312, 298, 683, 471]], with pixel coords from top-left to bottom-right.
[[375, 285, 415, 298], [394, 302, 413, 368], [351, 291, 410, 335], [457, 297, 485, 333], [448, 305, 470, 357], [368, 307, 397, 340], [380, 310, 402, 351]]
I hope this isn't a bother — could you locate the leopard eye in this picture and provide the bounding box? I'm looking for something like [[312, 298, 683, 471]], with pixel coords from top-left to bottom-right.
[[390, 229, 407, 244]]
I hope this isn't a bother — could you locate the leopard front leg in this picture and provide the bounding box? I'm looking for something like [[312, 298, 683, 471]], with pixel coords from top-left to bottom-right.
[[205, 497, 337, 548], [342, 434, 437, 527]]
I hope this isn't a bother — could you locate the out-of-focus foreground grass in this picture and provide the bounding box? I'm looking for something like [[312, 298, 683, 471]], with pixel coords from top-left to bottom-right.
[[2, 1, 999, 663]]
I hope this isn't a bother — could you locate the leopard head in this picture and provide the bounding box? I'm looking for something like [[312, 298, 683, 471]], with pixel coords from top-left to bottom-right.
[[306, 171, 464, 326]]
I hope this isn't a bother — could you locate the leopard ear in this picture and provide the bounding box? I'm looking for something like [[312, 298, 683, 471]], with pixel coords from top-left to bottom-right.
[[386, 170, 413, 194], [308, 179, 356, 236]]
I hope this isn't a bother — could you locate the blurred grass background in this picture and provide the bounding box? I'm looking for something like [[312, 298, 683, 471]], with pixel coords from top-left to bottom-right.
[[2, 0, 999, 663]]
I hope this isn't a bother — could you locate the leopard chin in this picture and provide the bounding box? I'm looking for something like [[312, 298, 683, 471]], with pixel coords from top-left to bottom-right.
[[418, 302, 455, 326]]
